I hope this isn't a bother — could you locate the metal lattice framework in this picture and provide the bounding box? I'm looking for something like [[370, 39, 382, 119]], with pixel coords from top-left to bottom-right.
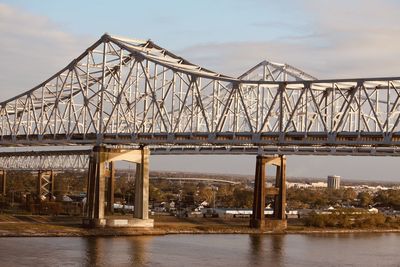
[[237, 60, 317, 81], [0, 150, 89, 170], [2, 34, 400, 155]]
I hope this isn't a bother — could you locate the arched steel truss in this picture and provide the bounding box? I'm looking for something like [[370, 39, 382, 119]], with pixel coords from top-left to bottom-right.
[[2, 34, 400, 155]]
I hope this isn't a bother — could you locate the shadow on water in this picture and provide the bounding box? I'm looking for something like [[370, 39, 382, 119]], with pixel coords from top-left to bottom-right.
[[248, 235, 284, 267], [84, 237, 102, 266]]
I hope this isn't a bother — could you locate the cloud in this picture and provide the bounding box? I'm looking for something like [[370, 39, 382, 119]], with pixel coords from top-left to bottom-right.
[[175, 1, 400, 181], [0, 3, 92, 101], [1, 1, 400, 180], [178, 0, 400, 80]]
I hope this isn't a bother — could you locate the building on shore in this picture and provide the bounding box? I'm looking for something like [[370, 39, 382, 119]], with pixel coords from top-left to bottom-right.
[[327, 175, 340, 189]]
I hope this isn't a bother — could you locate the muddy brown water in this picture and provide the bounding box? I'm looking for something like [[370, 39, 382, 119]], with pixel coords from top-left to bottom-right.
[[0, 233, 399, 266]]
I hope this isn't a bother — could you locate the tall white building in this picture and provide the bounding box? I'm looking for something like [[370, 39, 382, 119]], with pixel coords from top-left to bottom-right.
[[327, 175, 340, 189]]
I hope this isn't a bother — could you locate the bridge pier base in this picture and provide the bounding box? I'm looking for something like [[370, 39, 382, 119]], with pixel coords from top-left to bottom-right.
[[250, 155, 287, 231], [84, 146, 153, 228], [0, 170, 6, 196]]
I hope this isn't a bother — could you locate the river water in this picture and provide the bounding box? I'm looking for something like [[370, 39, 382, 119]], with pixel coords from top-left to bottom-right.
[[0, 233, 399, 266]]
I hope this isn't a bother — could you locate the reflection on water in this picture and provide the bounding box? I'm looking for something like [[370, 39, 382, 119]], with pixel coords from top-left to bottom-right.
[[249, 234, 262, 265], [130, 236, 149, 265], [84, 236, 152, 266], [249, 235, 284, 267], [0, 233, 399, 266], [85, 237, 97, 266]]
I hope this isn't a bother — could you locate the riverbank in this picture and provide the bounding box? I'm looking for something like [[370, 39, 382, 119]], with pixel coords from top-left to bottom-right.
[[0, 214, 400, 237]]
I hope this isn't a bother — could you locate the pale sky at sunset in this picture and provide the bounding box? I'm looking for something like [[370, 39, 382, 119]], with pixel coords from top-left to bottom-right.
[[1, 0, 400, 181]]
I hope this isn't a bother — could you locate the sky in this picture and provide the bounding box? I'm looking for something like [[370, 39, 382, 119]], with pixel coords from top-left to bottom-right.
[[1, 0, 400, 181]]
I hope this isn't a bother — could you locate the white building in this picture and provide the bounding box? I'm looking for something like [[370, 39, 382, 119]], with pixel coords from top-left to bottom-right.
[[311, 182, 327, 188], [327, 175, 341, 189]]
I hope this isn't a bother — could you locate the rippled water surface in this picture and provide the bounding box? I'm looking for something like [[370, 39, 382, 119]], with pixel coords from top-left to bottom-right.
[[1, 233, 399, 266]]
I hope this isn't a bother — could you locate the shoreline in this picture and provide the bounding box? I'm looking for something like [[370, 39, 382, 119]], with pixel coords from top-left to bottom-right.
[[2, 227, 400, 238], [1, 215, 400, 237]]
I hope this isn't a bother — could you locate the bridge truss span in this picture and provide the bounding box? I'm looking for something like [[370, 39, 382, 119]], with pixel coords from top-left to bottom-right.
[[0, 150, 90, 170], [1, 34, 400, 152]]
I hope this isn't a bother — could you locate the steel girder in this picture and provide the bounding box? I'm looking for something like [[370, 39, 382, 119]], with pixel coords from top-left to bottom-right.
[[2, 142, 400, 172], [1, 34, 400, 152]]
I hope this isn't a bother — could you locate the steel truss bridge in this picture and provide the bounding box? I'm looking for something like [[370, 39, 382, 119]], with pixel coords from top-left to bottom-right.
[[2, 33, 400, 157], [0, 150, 90, 170]]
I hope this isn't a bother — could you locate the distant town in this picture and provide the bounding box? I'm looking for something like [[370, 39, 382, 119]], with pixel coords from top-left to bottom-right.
[[1, 169, 399, 230]]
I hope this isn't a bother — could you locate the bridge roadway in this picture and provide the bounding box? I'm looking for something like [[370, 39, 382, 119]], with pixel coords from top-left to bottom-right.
[[0, 143, 400, 172]]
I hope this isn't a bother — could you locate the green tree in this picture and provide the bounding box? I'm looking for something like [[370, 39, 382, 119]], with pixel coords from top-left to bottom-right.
[[358, 192, 373, 207], [197, 187, 213, 204], [232, 187, 253, 208]]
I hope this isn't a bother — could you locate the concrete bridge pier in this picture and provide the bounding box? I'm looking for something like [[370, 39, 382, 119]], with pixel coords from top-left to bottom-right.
[[250, 155, 287, 231], [37, 170, 55, 201], [106, 161, 115, 215], [84, 146, 153, 228], [0, 170, 6, 196]]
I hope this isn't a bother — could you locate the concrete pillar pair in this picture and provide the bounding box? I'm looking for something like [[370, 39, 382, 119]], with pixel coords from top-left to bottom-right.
[[250, 155, 287, 230], [85, 146, 152, 228]]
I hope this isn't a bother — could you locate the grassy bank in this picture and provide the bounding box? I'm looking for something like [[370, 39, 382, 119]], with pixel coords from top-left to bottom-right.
[[1, 214, 400, 237]]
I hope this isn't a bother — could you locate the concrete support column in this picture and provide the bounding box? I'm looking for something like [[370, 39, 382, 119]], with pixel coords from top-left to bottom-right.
[[84, 145, 153, 228], [250, 156, 266, 228], [86, 155, 96, 219], [134, 147, 150, 220], [0, 170, 6, 196], [274, 157, 286, 220], [85, 146, 107, 226], [94, 151, 106, 220], [106, 161, 115, 215], [250, 155, 287, 231]]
